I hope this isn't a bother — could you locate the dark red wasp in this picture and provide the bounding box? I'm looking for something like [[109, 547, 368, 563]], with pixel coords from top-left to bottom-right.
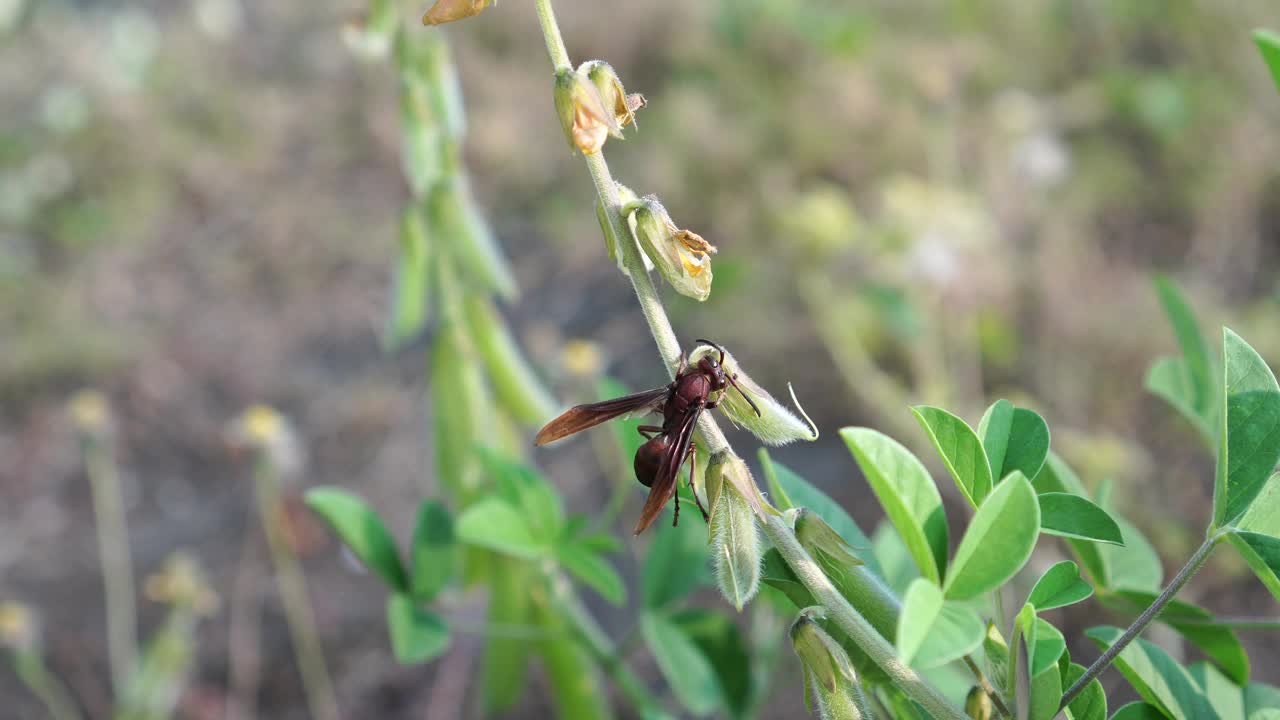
[[536, 340, 760, 534]]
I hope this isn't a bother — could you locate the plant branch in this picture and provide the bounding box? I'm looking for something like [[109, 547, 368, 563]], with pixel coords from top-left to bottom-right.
[[532, 1, 961, 716], [83, 436, 137, 696], [963, 654, 1011, 719], [1060, 531, 1225, 709]]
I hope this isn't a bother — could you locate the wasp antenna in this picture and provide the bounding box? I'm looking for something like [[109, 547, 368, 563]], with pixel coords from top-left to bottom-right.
[[728, 374, 762, 417], [694, 338, 725, 364]]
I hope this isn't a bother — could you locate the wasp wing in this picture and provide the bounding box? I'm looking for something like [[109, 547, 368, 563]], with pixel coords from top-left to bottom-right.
[[534, 386, 668, 446], [632, 403, 702, 535]]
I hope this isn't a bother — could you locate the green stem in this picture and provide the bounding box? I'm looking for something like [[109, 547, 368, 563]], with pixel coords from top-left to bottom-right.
[[531, 1, 961, 716], [84, 437, 138, 696], [1060, 531, 1224, 709], [12, 651, 82, 720], [963, 654, 1011, 719], [761, 514, 967, 720], [253, 459, 341, 720], [534, 0, 571, 71]]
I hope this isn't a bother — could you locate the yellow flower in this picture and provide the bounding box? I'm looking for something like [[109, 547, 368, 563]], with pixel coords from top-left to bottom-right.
[[68, 389, 110, 435], [579, 60, 645, 131], [554, 68, 616, 155], [421, 0, 491, 26]]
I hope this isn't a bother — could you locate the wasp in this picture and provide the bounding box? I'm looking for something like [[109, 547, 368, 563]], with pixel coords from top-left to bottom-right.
[[536, 340, 759, 534]]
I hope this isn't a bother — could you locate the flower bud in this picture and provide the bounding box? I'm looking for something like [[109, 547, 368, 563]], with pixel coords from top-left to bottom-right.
[[627, 196, 715, 301], [965, 686, 994, 720], [144, 552, 219, 616], [706, 455, 762, 610], [226, 405, 305, 479], [422, 0, 491, 25], [597, 183, 652, 274], [68, 389, 111, 438], [553, 68, 616, 155], [0, 602, 38, 653], [795, 509, 864, 571], [791, 609, 868, 719], [578, 60, 644, 131], [689, 343, 818, 444]]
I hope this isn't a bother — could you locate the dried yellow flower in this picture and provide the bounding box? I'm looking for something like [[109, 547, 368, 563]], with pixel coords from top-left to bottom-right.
[[421, 0, 491, 26], [554, 68, 616, 155]]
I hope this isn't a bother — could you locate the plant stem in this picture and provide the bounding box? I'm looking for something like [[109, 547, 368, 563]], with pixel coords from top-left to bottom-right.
[[253, 458, 341, 720], [531, 2, 961, 716], [1060, 531, 1225, 709], [12, 652, 83, 720], [962, 654, 1011, 719], [84, 436, 138, 696], [761, 514, 967, 720]]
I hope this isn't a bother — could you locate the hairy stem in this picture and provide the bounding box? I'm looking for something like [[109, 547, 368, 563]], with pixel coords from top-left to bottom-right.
[[253, 459, 340, 720], [963, 654, 1011, 719], [532, 1, 962, 717], [84, 437, 137, 696], [1060, 531, 1224, 709]]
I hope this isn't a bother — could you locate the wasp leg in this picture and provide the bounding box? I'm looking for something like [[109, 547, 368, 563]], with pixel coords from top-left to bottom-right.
[[687, 441, 710, 522], [637, 424, 663, 439], [672, 487, 680, 527]]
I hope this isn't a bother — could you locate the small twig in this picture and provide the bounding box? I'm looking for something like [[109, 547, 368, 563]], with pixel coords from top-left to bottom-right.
[[225, 528, 263, 720], [1060, 531, 1224, 709], [83, 436, 138, 696], [12, 652, 83, 720], [963, 654, 1012, 719]]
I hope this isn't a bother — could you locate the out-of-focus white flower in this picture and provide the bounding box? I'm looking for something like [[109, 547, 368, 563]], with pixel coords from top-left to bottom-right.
[[1014, 131, 1070, 188]]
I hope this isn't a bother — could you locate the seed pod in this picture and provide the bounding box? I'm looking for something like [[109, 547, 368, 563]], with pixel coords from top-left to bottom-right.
[[597, 183, 652, 274], [553, 68, 616, 155], [706, 455, 762, 610], [627, 196, 715, 301], [431, 320, 494, 499], [463, 294, 557, 425], [432, 180, 517, 300], [422, 0, 492, 25], [384, 206, 432, 350], [397, 29, 466, 142], [965, 686, 994, 720], [578, 60, 644, 132], [689, 343, 818, 444]]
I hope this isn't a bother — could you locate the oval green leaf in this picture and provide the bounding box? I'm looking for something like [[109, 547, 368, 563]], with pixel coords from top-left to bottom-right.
[[643, 514, 712, 609], [1102, 589, 1249, 686], [1063, 662, 1107, 720], [1228, 530, 1280, 603], [557, 542, 625, 605], [1215, 328, 1280, 527], [914, 602, 984, 670], [943, 472, 1040, 601], [306, 488, 408, 592], [455, 497, 546, 559], [1027, 560, 1094, 611], [1257, 30, 1280, 93], [1110, 702, 1171, 720], [386, 593, 450, 664], [841, 427, 948, 583], [896, 578, 944, 665], [641, 611, 720, 716], [912, 405, 993, 507], [979, 400, 1051, 483], [1039, 493, 1124, 545], [1086, 626, 1219, 720], [1154, 274, 1213, 416], [1101, 516, 1164, 593], [1029, 655, 1063, 720], [411, 499, 455, 602]]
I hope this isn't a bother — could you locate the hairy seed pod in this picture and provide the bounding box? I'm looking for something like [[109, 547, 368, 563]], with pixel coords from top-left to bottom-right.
[[627, 195, 715, 301], [688, 343, 818, 445], [432, 180, 516, 300], [707, 455, 762, 610], [463, 295, 556, 425]]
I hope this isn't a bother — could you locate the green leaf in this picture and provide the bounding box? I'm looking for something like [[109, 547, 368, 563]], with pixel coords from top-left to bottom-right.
[[1154, 275, 1214, 416], [760, 548, 815, 610], [477, 448, 565, 543], [943, 472, 1040, 600], [410, 499, 455, 602], [1215, 328, 1280, 527], [672, 609, 753, 719], [915, 603, 984, 669], [979, 400, 1051, 483], [912, 405, 993, 507], [1087, 625, 1220, 720], [1063, 662, 1107, 720], [1101, 589, 1249, 686], [759, 449, 882, 578], [383, 207, 431, 351], [455, 498, 546, 559], [1147, 357, 1215, 444], [1246, 681, 1280, 717], [872, 521, 920, 595], [1238, 473, 1280, 538], [1028, 561, 1095, 611], [642, 513, 712, 609], [841, 427, 948, 583], [1186, 662, 1244, 720], [1039, 493, 1125, 545], [984, 622, 1011, 697], [1110, 702, 1169, 720], [1024, 614, 1067, 678], [1029, 657, 1064, 720], [1228, 530, 1280, 602], [896, 578, 944, 665], [1101, 516, 1165, 593], [1033, 451, 1088, 495], [1256, 30, 1280, 94], [641, 612, 720, 716], [306, 488, 408, 592], [556, 542, 625, 605], [386, 593, 449, 664]]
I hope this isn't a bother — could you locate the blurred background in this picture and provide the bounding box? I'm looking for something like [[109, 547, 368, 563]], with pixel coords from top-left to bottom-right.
[[2, 0, 1279, 717]]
